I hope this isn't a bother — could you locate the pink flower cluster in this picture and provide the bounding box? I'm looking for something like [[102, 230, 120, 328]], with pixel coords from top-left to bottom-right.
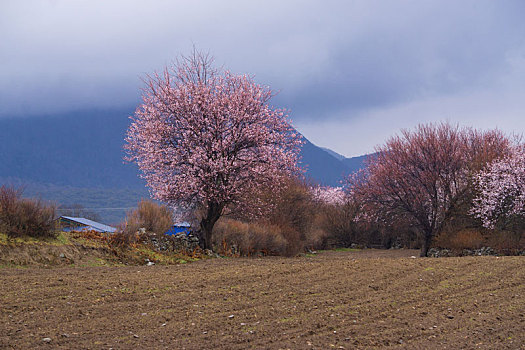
[[311, 186, 346, 206], [471, 146, 525, 228], [125, 55, 302, 215]]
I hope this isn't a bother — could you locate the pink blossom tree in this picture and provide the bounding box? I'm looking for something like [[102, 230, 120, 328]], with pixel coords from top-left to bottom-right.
[[125, 52, 302, 250], [347, 123, 509, 257], [311, 186, 346, 206], [471, 145, 525, 229]]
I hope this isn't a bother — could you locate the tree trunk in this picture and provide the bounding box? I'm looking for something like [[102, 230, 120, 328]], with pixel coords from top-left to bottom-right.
[[420, 231, 433, 257], [199, 201, 223, 251]]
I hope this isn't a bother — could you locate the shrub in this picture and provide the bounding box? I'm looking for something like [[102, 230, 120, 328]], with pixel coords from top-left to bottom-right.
[[222, 178, 323, 255], [112, 200, 173, 250], [213, 219, 295, 256], [108, 229, 140, 249], [266, 179, 321, 254], [0, 185, 57, 238], [435, 229, 485, 250], [268, 180, 315, 235], [124, 200, 173, 235], [317, 202, 363, 247], [486, 230, 525, 254]]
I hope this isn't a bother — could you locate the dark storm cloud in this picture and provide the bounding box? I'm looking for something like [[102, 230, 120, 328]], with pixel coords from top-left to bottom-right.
[[1, 0, 525, 155], [277, 1, 525, 119]]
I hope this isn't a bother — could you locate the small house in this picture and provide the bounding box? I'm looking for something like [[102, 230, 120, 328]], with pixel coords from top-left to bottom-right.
[[58, 216, 117, 233]]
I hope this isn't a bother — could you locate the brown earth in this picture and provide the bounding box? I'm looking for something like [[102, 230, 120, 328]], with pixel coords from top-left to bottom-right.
[[1, 249, 524, 349]]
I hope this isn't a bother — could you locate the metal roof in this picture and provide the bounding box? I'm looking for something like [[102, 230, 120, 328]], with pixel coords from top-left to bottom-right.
[[174, 221, 191, 227], [60, 216, 117, 233]]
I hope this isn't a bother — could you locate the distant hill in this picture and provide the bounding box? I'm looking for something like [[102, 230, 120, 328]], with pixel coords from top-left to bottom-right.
[[320, 147, 345, 161], [0, 109, 143, 189], [300, 140, 366, 186], [0, 109, 369, 222]]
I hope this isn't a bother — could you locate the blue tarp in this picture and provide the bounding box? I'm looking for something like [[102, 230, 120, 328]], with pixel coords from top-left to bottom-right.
[[164, 222, 192, 236]]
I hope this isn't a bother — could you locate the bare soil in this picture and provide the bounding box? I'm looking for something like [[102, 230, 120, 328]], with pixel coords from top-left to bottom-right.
[[1, 249, 524, 349]]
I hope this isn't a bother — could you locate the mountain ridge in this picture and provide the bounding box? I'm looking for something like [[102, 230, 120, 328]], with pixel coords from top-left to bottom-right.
[[0, 109, 368, 222]]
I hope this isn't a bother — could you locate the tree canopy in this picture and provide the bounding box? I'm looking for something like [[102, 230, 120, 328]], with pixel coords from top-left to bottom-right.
[[347, 122, 509, 257], [125, 51, 302, 249]]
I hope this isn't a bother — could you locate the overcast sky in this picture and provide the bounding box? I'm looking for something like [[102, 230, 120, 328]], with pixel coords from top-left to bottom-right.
[[2, 0, 525, 156]]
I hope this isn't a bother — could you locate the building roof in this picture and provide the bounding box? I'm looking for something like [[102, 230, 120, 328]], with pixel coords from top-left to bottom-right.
[[174, 221, 191, 227], [60, 216, 117, 233]]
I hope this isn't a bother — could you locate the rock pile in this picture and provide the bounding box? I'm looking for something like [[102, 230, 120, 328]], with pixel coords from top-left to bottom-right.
[[139, 230, 200, 253], [427, 248, 453, 258], [462, 246, 497, 256], [428, 246, 498, 257], [171, 232, 200, 252]]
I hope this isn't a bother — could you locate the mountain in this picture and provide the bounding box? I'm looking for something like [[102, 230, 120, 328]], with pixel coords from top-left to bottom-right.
[[320, 147, 345, 161], [301, 140, 355, 186], [0, 109, 368, 222], [0, 109, 143, 189]]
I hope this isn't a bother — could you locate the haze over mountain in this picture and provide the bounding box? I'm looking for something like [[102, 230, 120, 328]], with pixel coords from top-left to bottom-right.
[[0, 110, 367, 222]]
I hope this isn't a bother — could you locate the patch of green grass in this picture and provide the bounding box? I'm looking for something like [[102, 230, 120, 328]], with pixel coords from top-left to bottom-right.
[[1, 231, 201, 267], [335, 247, 362, 252], [439, 280, 451, 289], [54, 232, 70, 245], [330, 305, 346, 312], [318, 247, 362, 253], [133, 246, 200, 265], [0, 231, 70, 246]]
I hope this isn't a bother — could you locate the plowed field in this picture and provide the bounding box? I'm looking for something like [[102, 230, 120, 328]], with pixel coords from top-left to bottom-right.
[[1, 249, 524, 349]]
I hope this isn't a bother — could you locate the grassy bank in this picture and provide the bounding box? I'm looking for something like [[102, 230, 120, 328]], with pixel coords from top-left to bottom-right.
[[0, 231, 202, 268]]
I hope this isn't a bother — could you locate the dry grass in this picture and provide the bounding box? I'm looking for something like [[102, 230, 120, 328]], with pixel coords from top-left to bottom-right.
[[435, 229, 485, 250], [114, 200, 174, 249]]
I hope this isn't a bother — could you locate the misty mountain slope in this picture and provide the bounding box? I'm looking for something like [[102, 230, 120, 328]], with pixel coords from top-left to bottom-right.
[[300, 140, 351, 186], [320, 147, 346, 161], [341, 154, 369, 174], [0, 110, 144, 189], [0, 110, 369, 222], [0, 110, 366, 189]]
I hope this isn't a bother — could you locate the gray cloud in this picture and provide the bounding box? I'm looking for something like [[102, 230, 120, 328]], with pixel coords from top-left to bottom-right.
[[1, 0, 525, 155]]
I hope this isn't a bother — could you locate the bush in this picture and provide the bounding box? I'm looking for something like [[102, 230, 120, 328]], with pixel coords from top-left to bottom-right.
[[108, 229, 140, 249], [317, 202, 364, 248], [0, 185, 57, 238], [214, 219, 299, 256], [266, 179, 321, 254], [486, 230, 525, 254], [223, 178, 324, 255], [112, 200, 173, 250], [435, 229, 485, 250], [124, 200, 173, 235]]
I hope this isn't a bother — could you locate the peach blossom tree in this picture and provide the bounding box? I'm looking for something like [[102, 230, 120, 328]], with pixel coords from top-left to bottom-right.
[[125, 52, 302, 250], [311, 186, 346, 206], [347, 123, 509, 257], [471, 145, 525, 229]]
